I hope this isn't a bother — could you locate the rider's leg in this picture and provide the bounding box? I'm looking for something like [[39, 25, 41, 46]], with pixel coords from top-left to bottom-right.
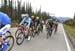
[[24, 23, 28, 36], [0, 24, 11, 35], [55, 24, 58, 33], [28, 29, 31, 40], [27, 26, 33, 40], [0, 24, 11, 42], [36, 23, 39, 33], [24, 23, 31, 40]]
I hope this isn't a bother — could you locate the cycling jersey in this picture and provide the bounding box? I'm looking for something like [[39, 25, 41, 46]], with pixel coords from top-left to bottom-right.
[[0, 12, 11, 51], [0, 12, 11, 26], [30, 18, 35, 27], [20, 17, 31, 28], [35, 19, 40, 26]]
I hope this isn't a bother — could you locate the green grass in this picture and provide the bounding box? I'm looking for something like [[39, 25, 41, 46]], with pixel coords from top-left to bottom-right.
[[64, 24, 75, 39], [11, 23, 18, 27], [11, 21, 18, 27]]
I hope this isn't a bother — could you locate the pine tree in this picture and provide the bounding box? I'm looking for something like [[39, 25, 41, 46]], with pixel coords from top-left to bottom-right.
[[74, 13, 75, 20], [21, 2, 25, 14]]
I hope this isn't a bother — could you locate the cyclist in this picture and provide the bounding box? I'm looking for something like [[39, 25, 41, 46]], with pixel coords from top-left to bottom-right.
[[40, 18, 44, 32], [30, 15, 35, 29], [20, 14, 31, 40], [0, 12, 11, 51], [29, 15, 36, 37], [35, 16, 40, 33], [53, 20, 58, 33], [46, 19, 54, 34]]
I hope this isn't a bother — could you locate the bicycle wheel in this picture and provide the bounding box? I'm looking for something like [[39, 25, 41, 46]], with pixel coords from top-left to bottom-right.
[[40, 25, 43, 32], [47, 30, 52, 39], [49, 31, 52, 37], [6, 31, 11, 36], [5, 36, 14, 51], [16, 32, 24, 45], [15, 29, 22, 38], [32, 31, 35, 38], [47, 30, 50, 39], [54, 26, 57, 34], [37, 27, 40, 35]]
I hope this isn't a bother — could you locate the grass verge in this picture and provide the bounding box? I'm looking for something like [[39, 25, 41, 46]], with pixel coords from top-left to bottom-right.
[[63, 24, 75, 39]]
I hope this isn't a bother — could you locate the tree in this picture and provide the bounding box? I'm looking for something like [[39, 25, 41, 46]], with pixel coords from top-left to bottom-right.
[[37, 6, 41, 17], [9, 0, 13, 18], [4, 0, 7, 9], [26, 2, 33, 16], [41, 12, 49, 20], [21, 2, 26, 14], [0, 0, 50, 21], [17, 0, 22, 19], [74, 13, 75, 20]]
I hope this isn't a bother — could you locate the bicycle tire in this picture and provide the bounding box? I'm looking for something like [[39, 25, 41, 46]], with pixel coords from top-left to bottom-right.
[[15, 29, 22, 38], [16, 32, 24, 45], [5, 36, 14, 51], [32, 31, 35, 38], [6, 31, 11, 36], [47, 30, 52, 39]]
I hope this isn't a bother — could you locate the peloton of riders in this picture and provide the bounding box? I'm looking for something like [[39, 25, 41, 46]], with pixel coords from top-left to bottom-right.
[[0, 11, 58, 51]]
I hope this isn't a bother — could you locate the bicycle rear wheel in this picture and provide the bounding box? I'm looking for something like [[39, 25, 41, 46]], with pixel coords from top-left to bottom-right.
[[5, 36, 14, 51], [16, 32, 24, 45]]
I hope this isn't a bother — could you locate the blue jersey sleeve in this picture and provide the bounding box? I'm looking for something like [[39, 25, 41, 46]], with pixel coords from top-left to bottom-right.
[[28, 18, 31, 28], [0, 18, 1, 24], [0, 14, 2, 24], [20, 18, 26, 25]]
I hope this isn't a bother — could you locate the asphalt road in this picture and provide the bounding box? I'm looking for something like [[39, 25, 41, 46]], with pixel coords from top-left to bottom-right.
[[9, 23, 75, 51]]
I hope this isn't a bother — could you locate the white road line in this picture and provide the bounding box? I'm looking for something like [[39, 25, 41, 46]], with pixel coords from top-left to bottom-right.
[[62, 24, 71, 51]]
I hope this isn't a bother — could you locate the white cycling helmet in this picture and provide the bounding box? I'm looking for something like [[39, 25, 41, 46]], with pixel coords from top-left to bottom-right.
[[36, 16, 39, 19], [21, 14, 29, 18]]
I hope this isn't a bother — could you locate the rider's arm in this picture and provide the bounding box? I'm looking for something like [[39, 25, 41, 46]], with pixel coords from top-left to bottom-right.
[[0, 18, 1, 25], [0, 15, 2, 25], [28, 18, 31, 28], [20, 18, 26, 25]]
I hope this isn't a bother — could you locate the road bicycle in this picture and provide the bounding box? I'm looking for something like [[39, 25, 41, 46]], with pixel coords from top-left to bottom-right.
[[16, 25, 32, 45], [0, 31, 14, 51]]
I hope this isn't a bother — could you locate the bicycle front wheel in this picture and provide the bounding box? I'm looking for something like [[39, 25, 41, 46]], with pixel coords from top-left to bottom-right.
[[5, 36, 14, 51], [16, 32, 24, 45], [15, 29, 22, 38]]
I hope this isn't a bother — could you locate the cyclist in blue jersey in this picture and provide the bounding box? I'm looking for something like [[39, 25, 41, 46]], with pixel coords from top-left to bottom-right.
[[20, 14, 31, 40], [0, 12, 11, 51]]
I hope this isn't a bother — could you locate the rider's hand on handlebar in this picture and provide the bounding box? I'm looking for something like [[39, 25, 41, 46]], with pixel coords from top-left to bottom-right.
[[18, 25, 22, 27], [0, 37, 4, 43]]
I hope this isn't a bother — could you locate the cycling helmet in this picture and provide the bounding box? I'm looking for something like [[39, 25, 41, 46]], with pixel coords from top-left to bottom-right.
[[21, 14, 29, 18], [36, 16, 39, 20]]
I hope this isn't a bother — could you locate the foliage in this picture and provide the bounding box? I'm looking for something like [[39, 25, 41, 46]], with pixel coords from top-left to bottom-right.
[[0, 0, 50, 22], [64, 24, 75, 39], [64, 19, 75, 27]]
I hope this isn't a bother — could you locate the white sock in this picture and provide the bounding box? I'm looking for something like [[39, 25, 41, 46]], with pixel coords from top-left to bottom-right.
[[28, 36, 31, 40]]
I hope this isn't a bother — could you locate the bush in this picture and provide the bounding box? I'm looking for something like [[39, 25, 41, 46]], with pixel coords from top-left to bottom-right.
[[64, 19, 75, 27]]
